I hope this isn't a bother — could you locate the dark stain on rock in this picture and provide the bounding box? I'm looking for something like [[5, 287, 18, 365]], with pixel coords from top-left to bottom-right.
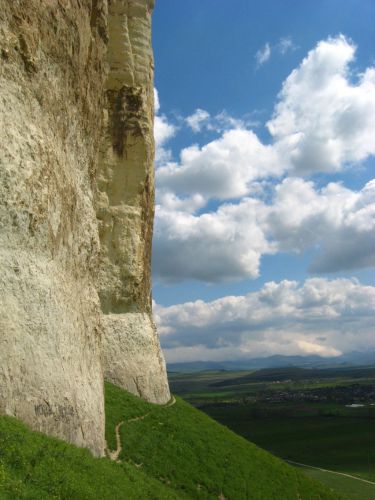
[[1, 48, 9, 60], [107, 85, 144, 156]]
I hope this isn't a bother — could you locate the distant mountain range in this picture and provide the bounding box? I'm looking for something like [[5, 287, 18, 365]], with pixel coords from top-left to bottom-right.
[[167, 351, 375, 373]]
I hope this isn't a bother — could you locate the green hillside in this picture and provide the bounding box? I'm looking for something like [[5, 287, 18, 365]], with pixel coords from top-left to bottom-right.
[[0, 382, 344, 499]]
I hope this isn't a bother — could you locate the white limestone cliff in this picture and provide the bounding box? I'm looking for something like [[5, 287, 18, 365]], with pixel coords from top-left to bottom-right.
[[98, 0, 170, 404], [0, 0, 170, 456]]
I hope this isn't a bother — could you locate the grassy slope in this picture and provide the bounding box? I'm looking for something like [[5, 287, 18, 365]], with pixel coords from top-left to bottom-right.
[[0, 382, 344, 499], [0, 415, 179, 500], [105, 382, 343, 499]]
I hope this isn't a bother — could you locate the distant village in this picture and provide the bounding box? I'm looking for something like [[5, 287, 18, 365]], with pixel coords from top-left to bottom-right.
[[242, 384, 375, 405]]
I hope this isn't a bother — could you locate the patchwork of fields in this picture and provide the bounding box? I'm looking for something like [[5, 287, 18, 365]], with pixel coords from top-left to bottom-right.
[[169, 365, 375, 499]]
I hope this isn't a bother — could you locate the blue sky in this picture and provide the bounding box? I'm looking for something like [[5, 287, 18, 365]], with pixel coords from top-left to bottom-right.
[[150, 1, 375, 362]]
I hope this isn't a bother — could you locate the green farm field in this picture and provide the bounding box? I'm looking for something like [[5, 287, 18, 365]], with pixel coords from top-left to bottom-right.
[[169, 365, 375, 498]]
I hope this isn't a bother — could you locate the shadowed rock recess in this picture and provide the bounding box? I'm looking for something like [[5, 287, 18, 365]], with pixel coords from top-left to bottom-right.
[[0, 0, 169, 456]]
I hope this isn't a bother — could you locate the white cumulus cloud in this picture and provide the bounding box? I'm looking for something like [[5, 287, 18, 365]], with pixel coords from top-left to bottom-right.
[[154, 278, 375, 362], [154, 88, 176, 165], [157, 36, 375, 198], [269, 35, 375, 174], [153, 179, 375, 282], [154, 197, 273, 283], [153, 36, 375, 283], [157, 129, 280, 200], [265, 178, 375, 272]]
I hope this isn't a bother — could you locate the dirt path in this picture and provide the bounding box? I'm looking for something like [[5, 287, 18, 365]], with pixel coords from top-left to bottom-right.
[[107, 394, 176, 461], [164, 395, 176, 407], [287, 459, 375, 486], [106, 421, 124, 461], [128, 412, 151, 423]]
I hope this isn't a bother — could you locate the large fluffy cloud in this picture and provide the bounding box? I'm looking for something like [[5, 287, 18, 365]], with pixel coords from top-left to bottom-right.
[[154, 197, 273, 282], [153, 36, 375, 283], [269, 36, 375, 174], [157, 36, 375, 200], [157, 129, 280, 200], [265, 178, 375, 272], [153, 179, 375, 282], [154, 278, 375, 362]]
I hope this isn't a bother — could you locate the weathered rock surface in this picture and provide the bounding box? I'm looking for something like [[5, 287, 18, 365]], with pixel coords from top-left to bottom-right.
[[97, 0, 170, 404], [0, 0, 170, 454], [102, 313, 170, 403], [0, 0, 107, 456]]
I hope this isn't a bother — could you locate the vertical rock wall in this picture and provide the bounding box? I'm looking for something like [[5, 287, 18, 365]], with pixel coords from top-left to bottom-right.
[[0, 0, 170, 455], [97, 0, 170, 404], [0, 0, 108, 456]]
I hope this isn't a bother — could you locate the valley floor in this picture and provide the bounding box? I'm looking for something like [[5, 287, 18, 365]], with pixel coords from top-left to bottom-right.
[[169, 365, 375, 499]]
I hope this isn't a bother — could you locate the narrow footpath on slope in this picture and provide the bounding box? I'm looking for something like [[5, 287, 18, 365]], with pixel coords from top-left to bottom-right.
[[106, 421, 124, 461], [107, 395, 176, 461]]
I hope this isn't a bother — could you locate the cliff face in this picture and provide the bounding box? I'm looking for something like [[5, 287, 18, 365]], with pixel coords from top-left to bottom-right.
[[97, 0, 170, 404], [0, 0, 108, 457], [0, 0, 169, 455]]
